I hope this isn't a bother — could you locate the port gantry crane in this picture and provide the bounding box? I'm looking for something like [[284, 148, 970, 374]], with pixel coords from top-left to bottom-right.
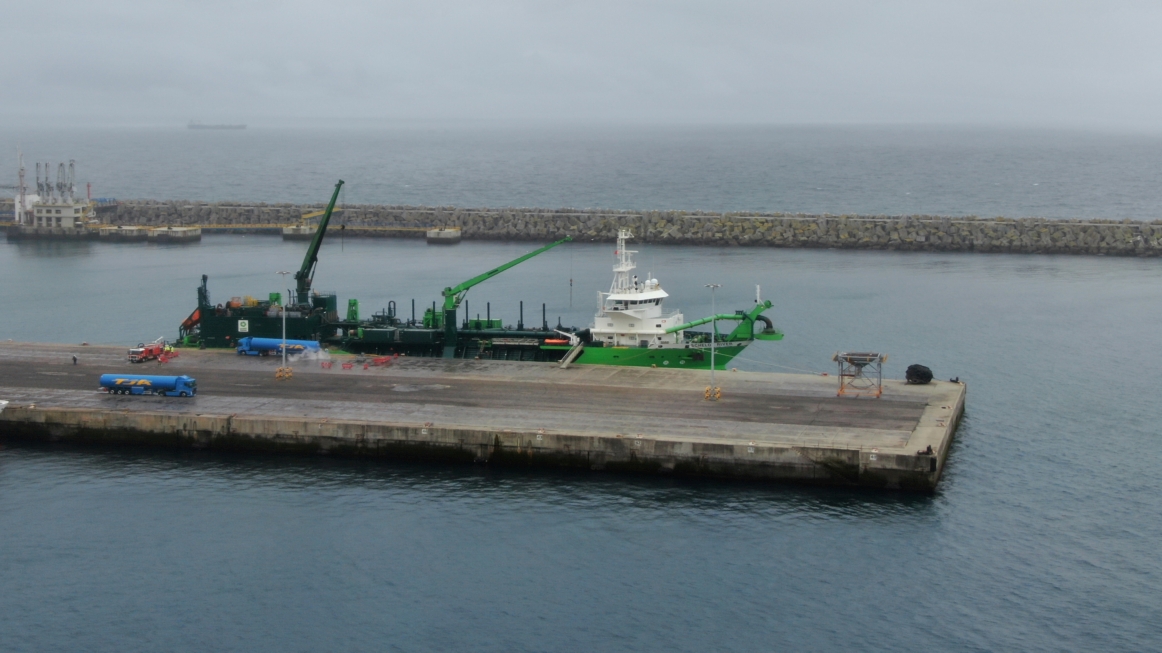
[[294, 180, 344, 305], [439, 236, 572, 357]]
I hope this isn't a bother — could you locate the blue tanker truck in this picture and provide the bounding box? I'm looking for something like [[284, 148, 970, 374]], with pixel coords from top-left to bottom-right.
[[99, 374, 197, 397], [235, 337, 322, 356]]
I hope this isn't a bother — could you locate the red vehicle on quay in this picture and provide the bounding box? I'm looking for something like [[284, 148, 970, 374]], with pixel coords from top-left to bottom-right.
[[128, 338, 176, 363]]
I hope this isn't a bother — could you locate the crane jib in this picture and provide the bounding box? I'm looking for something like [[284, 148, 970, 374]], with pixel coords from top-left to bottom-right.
[[441, 236, 572, 310], [295, 180, 344, 304]]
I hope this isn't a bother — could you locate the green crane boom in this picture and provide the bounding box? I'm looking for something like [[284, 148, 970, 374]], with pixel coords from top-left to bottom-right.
[[294, 180, 344, 304], [439, 235, 572, 356], [441, 236, 572, 311], [664, 299, 784, 342]]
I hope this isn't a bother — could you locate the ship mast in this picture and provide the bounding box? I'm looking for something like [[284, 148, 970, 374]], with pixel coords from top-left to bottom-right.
[[16, 151, 26, 224], [609, 229, 637, 294]]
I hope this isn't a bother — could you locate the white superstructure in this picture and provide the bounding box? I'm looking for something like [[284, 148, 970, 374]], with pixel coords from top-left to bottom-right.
[[589, 229, 686, 348]]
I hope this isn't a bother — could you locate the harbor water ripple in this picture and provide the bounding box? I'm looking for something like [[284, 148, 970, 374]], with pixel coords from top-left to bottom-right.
[[1, 126, 1161, 651], [0, 234, 1160, 651]]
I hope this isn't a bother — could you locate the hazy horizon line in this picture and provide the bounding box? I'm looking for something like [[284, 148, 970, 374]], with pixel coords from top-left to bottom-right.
[[4, 118, 1162, 137]]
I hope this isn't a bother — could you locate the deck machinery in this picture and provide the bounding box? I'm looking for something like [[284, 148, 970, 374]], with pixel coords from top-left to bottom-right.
[[179, 181, 579, 361], [179, 181, 781, 366]]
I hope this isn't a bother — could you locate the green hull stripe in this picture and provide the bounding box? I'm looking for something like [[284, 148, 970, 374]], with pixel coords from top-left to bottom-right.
[[542, 344, 749, 369]]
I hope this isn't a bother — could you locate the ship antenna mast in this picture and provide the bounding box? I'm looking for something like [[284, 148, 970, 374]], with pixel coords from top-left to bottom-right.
[[610, 229, 637, 294], [16, 150, 26, 225]]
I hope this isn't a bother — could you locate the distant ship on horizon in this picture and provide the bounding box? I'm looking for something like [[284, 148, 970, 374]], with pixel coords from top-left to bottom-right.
[[188, 121, 246, 130]]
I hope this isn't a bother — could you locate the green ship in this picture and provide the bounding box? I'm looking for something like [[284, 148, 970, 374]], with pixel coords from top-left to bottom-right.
[[178, 181, 781, 369]]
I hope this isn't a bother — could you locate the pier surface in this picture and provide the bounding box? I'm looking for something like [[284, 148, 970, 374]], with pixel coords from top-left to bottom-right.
[[0, 342, 965, 490]]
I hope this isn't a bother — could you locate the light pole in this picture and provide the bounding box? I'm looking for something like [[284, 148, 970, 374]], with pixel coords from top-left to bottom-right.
[[705, 283, 721, 398], [277, 270, 291, 374]]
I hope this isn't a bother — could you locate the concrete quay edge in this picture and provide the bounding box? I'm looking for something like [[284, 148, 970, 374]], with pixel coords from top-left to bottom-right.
[[0, 381, 965, 491]]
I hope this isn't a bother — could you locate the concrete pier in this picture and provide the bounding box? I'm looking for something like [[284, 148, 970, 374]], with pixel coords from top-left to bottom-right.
[[426, 227, 462, 244], [98, 226, 148, 242], [147, 226, 201, 243], [0, 342, 965, 491], [5, 225, 91, 240]]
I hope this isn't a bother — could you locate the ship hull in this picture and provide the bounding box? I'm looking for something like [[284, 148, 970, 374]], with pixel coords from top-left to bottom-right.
[[542, 343, 749, 369]]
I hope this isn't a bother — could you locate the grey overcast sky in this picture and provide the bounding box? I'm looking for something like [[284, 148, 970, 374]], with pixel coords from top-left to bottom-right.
[[6, 0, 1161, 128]]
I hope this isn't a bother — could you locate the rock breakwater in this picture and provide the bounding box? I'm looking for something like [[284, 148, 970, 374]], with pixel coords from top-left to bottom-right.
[[110, 200, 1162, 256]]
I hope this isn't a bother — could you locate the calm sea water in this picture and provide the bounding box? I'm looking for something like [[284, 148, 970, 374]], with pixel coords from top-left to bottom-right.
[[3, 125, 1162, 218], [1, 127, 1161, 651]]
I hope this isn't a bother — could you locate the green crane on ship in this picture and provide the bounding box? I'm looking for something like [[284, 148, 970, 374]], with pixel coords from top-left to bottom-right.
[[438, 236, 572, 356], [294, 180, 344, 304]]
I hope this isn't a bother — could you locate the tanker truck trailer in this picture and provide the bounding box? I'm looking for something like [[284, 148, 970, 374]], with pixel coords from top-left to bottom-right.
[[236, 337, 321, 356], [99, 374, 197, 397]]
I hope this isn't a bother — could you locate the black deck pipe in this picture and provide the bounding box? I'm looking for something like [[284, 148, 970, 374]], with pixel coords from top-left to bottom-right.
[[519, 301, 524, 330], [411, 299, 415, 325], [542, 303, 547, 330], [487, 302, 490, 323]]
